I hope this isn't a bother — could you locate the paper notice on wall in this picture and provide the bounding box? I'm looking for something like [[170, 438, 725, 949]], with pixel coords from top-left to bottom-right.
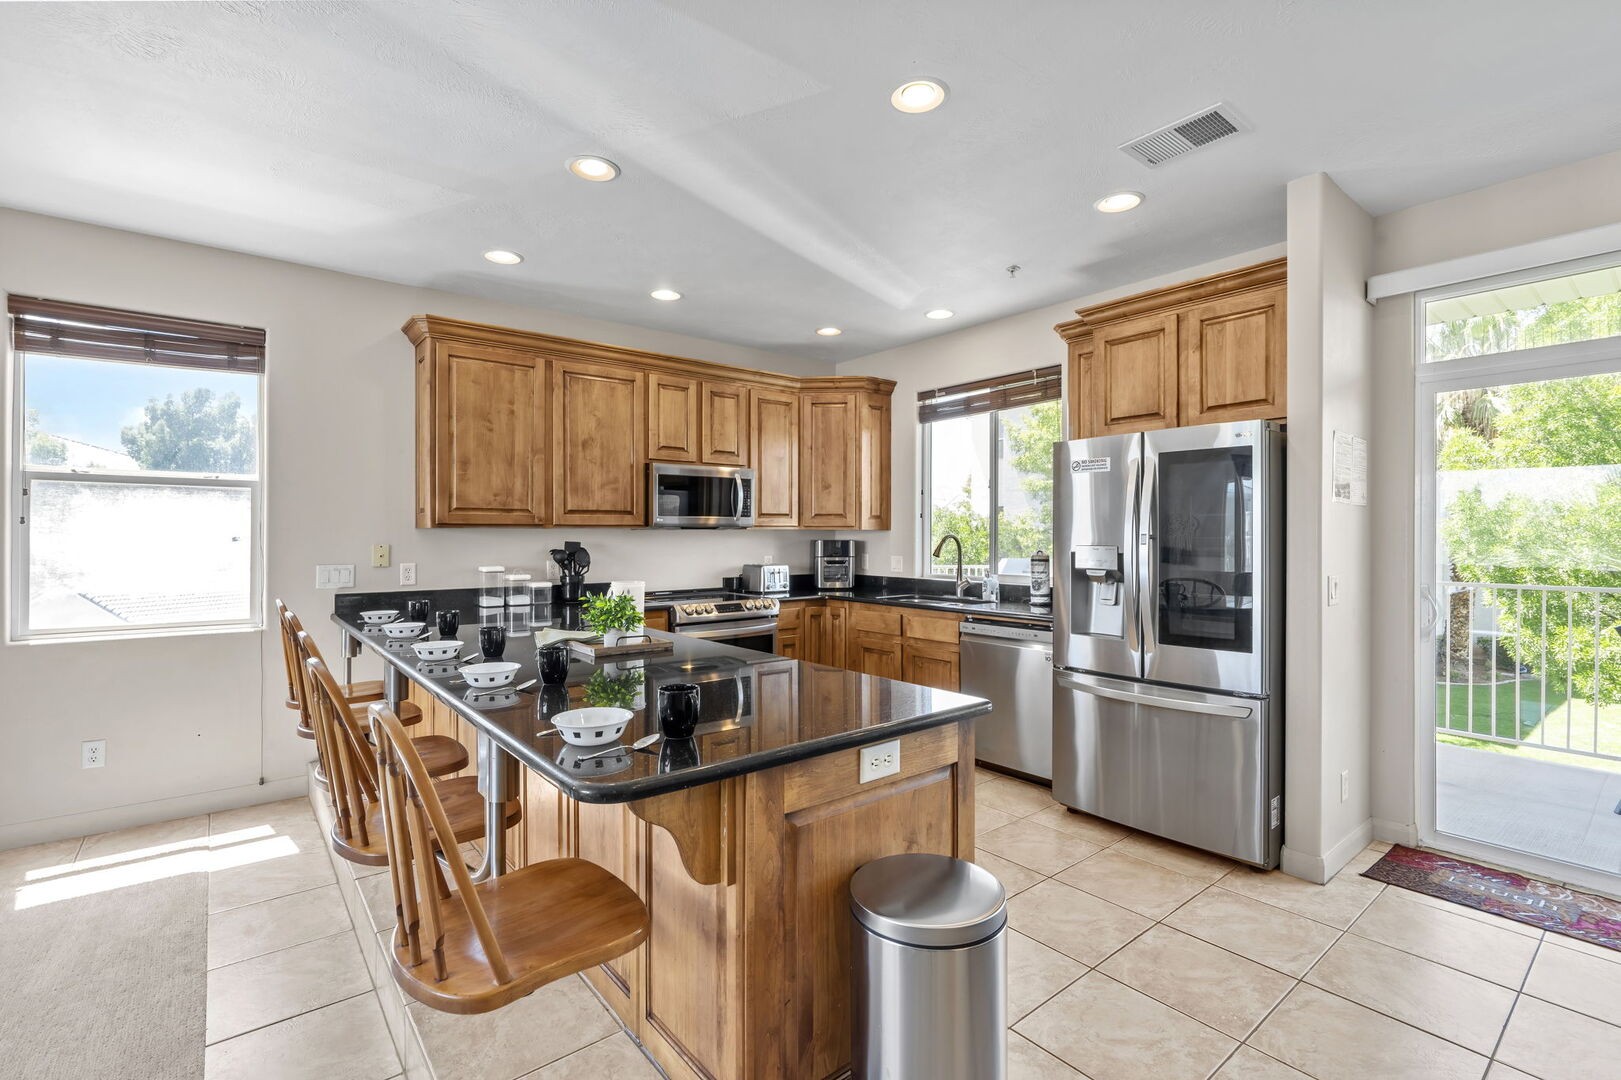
[[1332, 431, 1368, 505]]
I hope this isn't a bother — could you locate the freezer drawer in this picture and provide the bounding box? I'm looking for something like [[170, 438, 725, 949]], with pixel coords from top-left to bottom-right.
[[1053, 670, 1280, 868]]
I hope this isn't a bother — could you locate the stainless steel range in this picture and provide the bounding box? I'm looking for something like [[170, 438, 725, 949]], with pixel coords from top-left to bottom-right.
[[665, 593, 780, 654]]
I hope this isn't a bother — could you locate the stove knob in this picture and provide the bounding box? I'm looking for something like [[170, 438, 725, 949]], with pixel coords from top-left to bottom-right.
[[705, 604, 717, 614]]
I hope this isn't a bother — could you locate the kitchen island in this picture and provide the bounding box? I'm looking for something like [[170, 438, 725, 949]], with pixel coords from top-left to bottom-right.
[[334, 605, 990, 1080]]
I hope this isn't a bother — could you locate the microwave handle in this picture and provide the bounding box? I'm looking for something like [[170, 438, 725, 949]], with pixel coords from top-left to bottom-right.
[[734, 475, 743, 519]]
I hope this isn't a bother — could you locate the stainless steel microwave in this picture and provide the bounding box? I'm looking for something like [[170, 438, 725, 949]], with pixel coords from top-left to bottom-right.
[[649, 463, 755, 528]]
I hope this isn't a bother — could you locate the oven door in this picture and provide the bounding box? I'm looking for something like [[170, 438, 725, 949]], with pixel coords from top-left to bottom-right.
[[650, 464, 755, 528], [674, 619, 779, 655]]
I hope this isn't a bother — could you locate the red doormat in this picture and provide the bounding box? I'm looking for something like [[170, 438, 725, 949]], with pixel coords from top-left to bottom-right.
[[1362, 846, 1621, 953]]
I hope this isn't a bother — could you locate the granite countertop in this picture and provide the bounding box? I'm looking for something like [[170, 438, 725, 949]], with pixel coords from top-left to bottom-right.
[[333, 606, 990, 804], [645, 588, 1054, 625]]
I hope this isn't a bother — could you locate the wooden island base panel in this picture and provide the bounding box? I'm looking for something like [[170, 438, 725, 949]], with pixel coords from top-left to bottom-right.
[[351, 609, 990, 1080]]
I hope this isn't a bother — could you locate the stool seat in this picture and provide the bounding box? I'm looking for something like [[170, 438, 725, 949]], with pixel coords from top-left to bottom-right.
[[351, 699, 422, 728], [390, 857, 648, 1015], [413, 734, 470, 778], [332, 776, 519, 867], [343, 679, 386, 703]]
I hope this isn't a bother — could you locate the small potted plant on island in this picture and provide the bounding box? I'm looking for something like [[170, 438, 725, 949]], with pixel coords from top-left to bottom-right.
[[581, 591, 644, 647]]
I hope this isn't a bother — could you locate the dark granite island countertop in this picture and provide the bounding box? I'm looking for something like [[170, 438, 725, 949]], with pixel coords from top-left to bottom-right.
[[332, 607, 991, 805]]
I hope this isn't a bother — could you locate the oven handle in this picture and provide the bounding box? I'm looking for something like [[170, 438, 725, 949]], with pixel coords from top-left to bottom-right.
[[675, 619, 780, 640]]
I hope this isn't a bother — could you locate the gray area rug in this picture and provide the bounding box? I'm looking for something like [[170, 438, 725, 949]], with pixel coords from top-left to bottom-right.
[[0, 843, 205, 1079]]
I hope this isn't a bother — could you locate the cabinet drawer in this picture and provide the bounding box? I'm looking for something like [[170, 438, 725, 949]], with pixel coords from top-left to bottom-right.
[[777, 600, 805, 630], [902, 611, 960, 643], [848, 603, 902, 636]]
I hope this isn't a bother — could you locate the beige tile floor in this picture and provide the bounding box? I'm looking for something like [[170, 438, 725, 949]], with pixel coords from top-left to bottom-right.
[[9, 772, 1621, 1079], [976, 768, 1621, 1080]]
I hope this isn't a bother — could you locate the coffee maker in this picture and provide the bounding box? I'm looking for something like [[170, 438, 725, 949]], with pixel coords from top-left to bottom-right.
[[813, 539, 858, 591]]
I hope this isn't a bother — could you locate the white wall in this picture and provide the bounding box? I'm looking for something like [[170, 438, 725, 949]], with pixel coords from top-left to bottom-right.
[[1283, 174, 1376, 883], [1366, 149, 1621, 843], [834, 243, 1287, 576], [0, 207, 833, 848]]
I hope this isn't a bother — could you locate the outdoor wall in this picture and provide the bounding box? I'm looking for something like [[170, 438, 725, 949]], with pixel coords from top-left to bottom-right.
[[1366, 148, 1621, 843], [1283, 173, 1376, 883], [833, 243, 1287, 576], [0, 207, 832, 849]]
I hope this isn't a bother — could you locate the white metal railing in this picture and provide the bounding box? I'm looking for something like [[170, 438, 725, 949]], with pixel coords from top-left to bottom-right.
[[1437, 581, 1621, 763]]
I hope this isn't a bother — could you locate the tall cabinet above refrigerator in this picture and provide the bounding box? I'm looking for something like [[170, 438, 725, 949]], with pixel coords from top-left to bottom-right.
[[1052, 420, 1283, 868]]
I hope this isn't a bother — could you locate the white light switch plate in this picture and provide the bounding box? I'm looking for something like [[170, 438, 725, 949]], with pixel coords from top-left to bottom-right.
[[316, 564, 355, 589], [859, 740, 901, 784], [890, 555, 904, 572]]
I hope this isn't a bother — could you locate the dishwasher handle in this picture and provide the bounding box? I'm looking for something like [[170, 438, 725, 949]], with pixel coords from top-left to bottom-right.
[[1055, 670, 1254, 718]]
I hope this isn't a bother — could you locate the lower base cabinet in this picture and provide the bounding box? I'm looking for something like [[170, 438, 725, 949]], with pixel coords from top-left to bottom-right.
[[778, 599, 960, 691]]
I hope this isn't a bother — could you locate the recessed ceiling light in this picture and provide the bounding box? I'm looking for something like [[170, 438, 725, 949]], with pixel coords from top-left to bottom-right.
[[482, 249, 524, 265], [650, 288, 682, 302], [1093, 190, 1144, 214], [891, 78, 948, 114], [568, 156, 620, 182], [816, 327, 842, 337], [925, 309, 955, 320]]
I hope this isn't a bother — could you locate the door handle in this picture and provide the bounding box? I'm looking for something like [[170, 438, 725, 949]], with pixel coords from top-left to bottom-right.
[[1419, 586, 1442, 638], [1055, 670, 1254, 718]]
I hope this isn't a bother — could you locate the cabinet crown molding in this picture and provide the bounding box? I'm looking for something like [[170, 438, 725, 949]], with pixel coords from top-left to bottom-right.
[[402, 314, 892, 394], [1053, 257, 1287, 343]]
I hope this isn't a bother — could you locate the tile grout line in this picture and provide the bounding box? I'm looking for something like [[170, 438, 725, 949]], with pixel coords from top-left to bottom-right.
[[205, 987, 383, 1050], [1485, 934, 1546, 1074]]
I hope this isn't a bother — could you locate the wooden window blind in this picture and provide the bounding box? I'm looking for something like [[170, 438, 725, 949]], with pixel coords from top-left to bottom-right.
[[8, 295, 265, 374], [917, 365, 1061, 423]]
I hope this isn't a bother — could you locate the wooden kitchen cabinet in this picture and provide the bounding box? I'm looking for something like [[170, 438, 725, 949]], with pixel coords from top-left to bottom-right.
[[647, 372, 700, 462], [903, 639, 960, 691], [799, 391, 861, 528], [824, 601, 848, 670], [1179, 284, 1287, 426], [552, 358, 646, 525], [750, 387, 800, 527], [848, 630, 903, 680], [409, 335, 549, 526], [700, 382, 750, 466], [776, 600, 805, 660], [1056, 258, 1286, 439], [858, 392, 891, 530]]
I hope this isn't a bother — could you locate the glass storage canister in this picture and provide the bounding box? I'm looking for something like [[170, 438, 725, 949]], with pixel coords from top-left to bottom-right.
[[478, 566, 506, 608], [505, 571, 533, 607]]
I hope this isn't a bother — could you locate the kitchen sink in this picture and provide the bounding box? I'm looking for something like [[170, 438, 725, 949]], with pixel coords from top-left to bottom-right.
[[876, 593, 997, 606]]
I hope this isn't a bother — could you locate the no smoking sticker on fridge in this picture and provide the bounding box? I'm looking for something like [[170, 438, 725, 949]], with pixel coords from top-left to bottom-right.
[[1071, 458, 1111, 473]]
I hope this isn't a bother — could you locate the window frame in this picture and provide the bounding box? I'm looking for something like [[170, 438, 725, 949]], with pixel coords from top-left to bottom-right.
[[8, 344, 266, 643], [919, 402, 1051, 584]]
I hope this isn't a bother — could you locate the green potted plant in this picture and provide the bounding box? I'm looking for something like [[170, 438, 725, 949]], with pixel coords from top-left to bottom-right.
[[581, 591, 644, 646]]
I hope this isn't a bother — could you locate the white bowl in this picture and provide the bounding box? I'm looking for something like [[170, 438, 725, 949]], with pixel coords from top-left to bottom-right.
[[463, 661, 520, 689], [360, 609, 399, 625], [383, 620, 426, 639], [552, 707, 633, 746], [411, 639, 462, 662]]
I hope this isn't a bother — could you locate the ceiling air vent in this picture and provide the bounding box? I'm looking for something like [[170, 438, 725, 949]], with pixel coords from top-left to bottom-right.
[[1120, 103, 1245, 167]]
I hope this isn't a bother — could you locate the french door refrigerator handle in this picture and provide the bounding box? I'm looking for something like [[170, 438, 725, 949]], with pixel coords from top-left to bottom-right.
[[1055, 670, 1255, 718], [1123, 451, 1142, 655], [1137, 452, 1159, 668]]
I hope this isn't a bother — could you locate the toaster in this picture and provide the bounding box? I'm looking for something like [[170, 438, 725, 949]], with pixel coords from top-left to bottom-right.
[[740, 563, 790, 594]]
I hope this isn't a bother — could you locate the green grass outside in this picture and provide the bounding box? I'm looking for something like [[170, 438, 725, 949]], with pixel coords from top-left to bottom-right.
[[1435, 679, 1621, 774]]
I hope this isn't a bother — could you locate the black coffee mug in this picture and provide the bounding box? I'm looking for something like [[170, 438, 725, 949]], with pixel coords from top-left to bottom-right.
[[436, 610, 460, 638], [537, 643, 572, 686], [479, 624, 507, 659], [407, 597, 431, 623], [657, 682, 700, 739]]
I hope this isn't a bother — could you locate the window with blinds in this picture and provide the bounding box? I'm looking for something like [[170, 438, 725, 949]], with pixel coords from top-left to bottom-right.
[[918, 367, 1062, 582], [9, 295, 265, 639]]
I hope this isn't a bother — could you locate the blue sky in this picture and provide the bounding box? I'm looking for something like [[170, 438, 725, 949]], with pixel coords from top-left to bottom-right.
[[25, 355, 257, 449]]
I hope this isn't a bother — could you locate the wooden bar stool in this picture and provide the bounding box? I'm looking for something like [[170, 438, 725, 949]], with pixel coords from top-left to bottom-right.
[[369, 703, 649, 1015], [276, 599, 383, 709], [288, 619, 424, 729], [305, 655, 514, 867]]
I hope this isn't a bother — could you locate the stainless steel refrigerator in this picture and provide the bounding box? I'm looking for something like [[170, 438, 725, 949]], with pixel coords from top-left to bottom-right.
[[1052, 420, 1283, 868]]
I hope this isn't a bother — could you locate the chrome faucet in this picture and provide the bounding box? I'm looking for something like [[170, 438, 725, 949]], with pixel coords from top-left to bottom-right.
[[931, 533, 977, 598]]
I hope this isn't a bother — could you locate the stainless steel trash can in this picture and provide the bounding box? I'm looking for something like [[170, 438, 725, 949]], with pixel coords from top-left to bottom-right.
[[850, 852, 1008, 1080]]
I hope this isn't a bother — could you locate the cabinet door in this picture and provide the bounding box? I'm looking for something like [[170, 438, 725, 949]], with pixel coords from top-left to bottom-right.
[[701, 382, 751, 466], [803, 604, 827, 666], [751, 388, 800, 527], [422, 339, 547, 526], [1179, 285, 1286, 426], [800, 392, 860, 528], [647, 373, 699, 463], [849, 630, 903, 680], [903, 639, 960, 691], [777, 627, 803, 660], [552, 359, 647, 525], [858, 393, 891, 530], [1089, 312, 1179, 435], [825, 602, 848, 670]]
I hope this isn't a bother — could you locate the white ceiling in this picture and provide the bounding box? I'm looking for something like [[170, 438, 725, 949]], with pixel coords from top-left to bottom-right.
[[2, 1, 1619, 362]]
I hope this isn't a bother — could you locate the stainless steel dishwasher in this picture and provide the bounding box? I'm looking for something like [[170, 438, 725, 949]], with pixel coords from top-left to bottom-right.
[[959, 620, 1054, 782]]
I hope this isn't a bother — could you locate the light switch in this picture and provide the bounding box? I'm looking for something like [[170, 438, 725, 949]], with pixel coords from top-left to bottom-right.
[[316, 564, 355, 589]]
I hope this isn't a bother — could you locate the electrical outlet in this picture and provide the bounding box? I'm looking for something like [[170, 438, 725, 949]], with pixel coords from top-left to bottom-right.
[[890, 555, 904, 572], [399, 562, 417, 586], [1326, 575, 1341, 606], [372, 544, 391, 568], [1339, 769, 1350, 802], [82, 739, 106, 769], [316, 564, 355, 589], [763, 553, 775, 564], [859, 739, 901, 784]]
